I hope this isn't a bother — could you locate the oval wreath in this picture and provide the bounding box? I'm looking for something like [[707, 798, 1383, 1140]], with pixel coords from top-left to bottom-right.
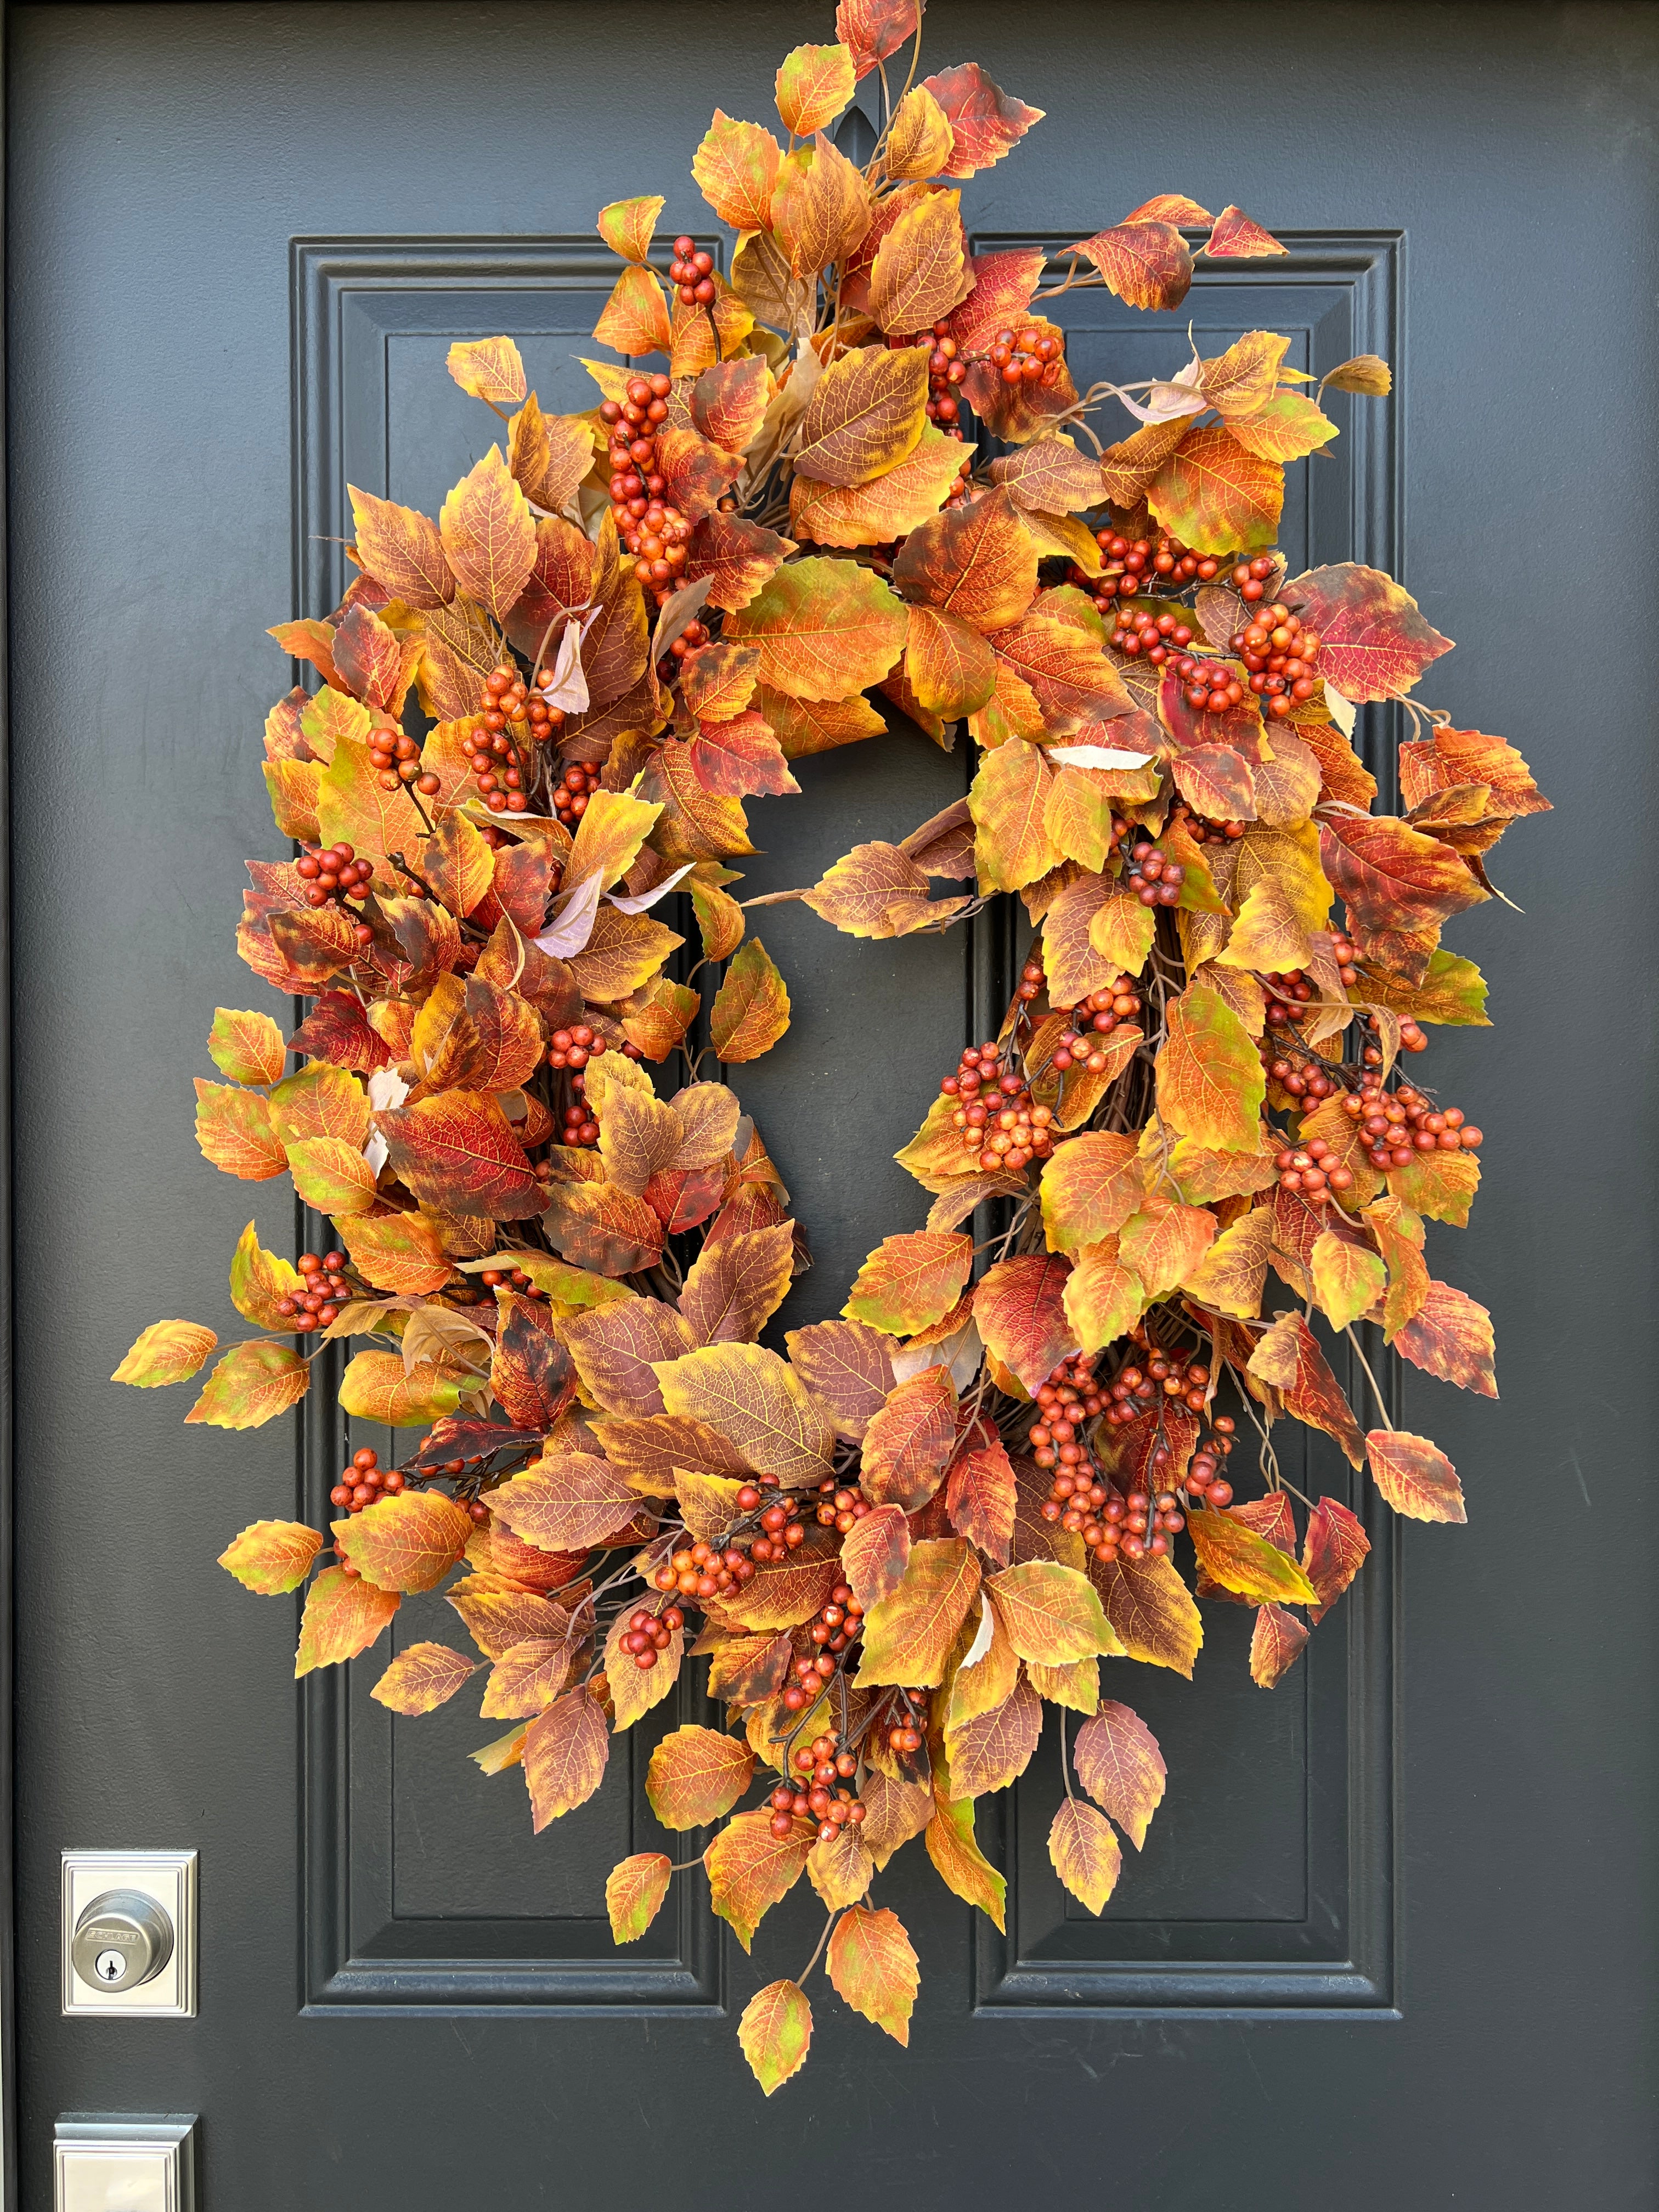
[[115, 2, 1545, 2093]]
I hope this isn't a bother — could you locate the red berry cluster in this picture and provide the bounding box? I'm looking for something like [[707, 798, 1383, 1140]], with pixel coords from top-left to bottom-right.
[[560, 1100, 601, 1149], [462, 664, 545, 815], [1123, 836, 1186, 907], [1230, 554, 1279, 602], [1175, 656, 1249, 715], [1105, 1349, 1212, 1425], [278, 1248, 352, 1333], [1110, 601, 1195, 663], [811, 1478, 875, 1536], [1273, 1135, 1356, 1206], [546, 1022, 606, 1074], [1263, 967, 1318, 1030], [1090, 529, 1223, 603], [748, 1488, 809, 1564], [551, 761, 597, 827], [1184, 1415, 1237, 1506], [940, 1041, 1055, 1171], [656, 1536, 759, 1602], [1050, 975, 1143, 1071], [1168, 801, 1246, 846], [1265, 1043, 1344, 1103], [782, 1588, 866, 1714], [1341, 1079, 1482, 1168], [1331, 928, 1361, 987], [667, 234, 716, 308], [601, 372, 697, 612], [296, 844, 375, 944], [987, 323, 1065, 389], [476, 1264, 550, 1300], [1033, 1352, 1196, 1564], [620, 1601, 685, 1671], [330, 1444, 407, 1517], [775, 1728, 870, 1842], [923, 321, 969, 436], [370, 720, 439, 797], [1227, 603, 1322, 718], [1358, 1007, 1426, 1064], [885, 1695, 926, 1756]]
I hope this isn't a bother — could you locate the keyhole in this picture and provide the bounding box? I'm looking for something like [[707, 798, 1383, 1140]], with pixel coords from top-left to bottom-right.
[[95, 1950, 125, 1983]]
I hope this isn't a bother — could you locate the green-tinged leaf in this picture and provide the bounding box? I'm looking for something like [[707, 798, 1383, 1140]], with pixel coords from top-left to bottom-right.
[[606, 1853, 673, 1943], [738, 1979, 814, 2095], [185, 1339, 309, 1430], [218, 1518, 323, 1594], [112, 1319, 217, 1387]]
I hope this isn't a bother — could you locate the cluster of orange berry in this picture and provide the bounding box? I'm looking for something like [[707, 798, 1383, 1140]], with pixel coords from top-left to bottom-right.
[[782, 1588, 865, 1714], [619, 1602, 685, 1671], [1168, 801, 1247, 845], [939, 1042, 1055, 1171], [329, 1445, 407, 1516], [550, 762, 597, 827], [1085, 529, 1224, 604], [1342, 1078, 1482, 1169], [600, 371, 698, 611], [653, 1537, 759, 1602], [462, 663, 562, 814], [1273, 1135, 1356, 1206], [811, 1479, 876, 1534], [1051, 974, 1142, 1071], [370, 721, 438, 796], [1226, 603, 1322, 717], [774, 1728, 870, 1843], [475, 1263, 552, 1299], [276, 1248, 353, 1332], [1103, 1350, 1211, 1425]]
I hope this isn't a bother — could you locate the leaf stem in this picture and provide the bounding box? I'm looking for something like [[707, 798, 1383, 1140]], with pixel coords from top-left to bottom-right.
[[798, 1906, 840, 1985], [1343, 1325, 1394, 1433]]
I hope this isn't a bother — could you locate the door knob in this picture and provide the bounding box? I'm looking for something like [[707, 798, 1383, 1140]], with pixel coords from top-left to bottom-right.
[[71, 1891, 174, 1994]]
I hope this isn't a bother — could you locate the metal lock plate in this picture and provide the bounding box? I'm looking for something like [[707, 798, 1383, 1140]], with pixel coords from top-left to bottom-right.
[[54, 2117, 196, 2212], [61, 1853, 197, 2018]]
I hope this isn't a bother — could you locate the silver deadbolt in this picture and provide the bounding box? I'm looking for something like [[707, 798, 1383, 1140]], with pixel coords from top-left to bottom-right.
[[70, 1891, 173, 1995]]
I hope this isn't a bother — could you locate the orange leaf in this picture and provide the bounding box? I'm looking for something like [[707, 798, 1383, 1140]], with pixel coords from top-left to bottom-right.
[[1183, 1204, 1274, 1320], [1048, 1798, 1121, 1912], [921, 61, 1043, 177], [606, 1852, 672, 1943], [1156, 982, 1265, 1151], [679, 1220, 796, 1347], [949, 1674, 1042, 1796], [692, 111, 783, 233], [1090, 1551, 1202, 1676], [776, 41, 855, 134], [523, 1687, 610, 1831], [725, 556, 905, 701], [185, 1339, 309, 1431], [868, 188, 972, 335], [1071, 220, 1192, 311], [1366, 1428, 1465, 1523], [1039, 1131, 1142, 1254], [1394, 1278, 1497, 1397], [1073, 1699, 1165, 1848], [438, 447, 537, 621], [856, 1537, 981, 1688], [348, 484, 455, 609], [945, 1434, 1017, 1565], [1148, 424, 1284, 556], [988, 1559, 1117, 1664], [883, 82, 953, 178], [562, 1298, 692, 1414], [1248, 1313, 1366, 1467], [969, 737, 1058, 893], [218, 1518, 322, 1594], [371, 1641, 477, 1714], [837, 0, 920, 74], [785, 1319, 895, 1441], [334, 1492, 472, 1594], [1302, 1495, 1370, 1623], [1317, 811, 1485, 982], [592, 263, 672, 357], [295, 1566, 399, 1677], [861, 1368, 958, 1510], [194, 1080, 286, 1181], [738, 1979, 814, 2094], [1205, 205, 1286, 258], [656, 1341, 835, 1485], [791, 425, 967, 550], [1251, 1601, 1311, 1688], [843, 1230, 972, 1336], [840, 1502, 912, 1613], [795, 345, 930, 488], [826, 1904, 918, 2044], [446, 335, 527, 403], [710, 939, 791, 1063], [893, 486, 1037, 628], [1288, 562, 1454, 704], [707, 1809, 815, 1950], [488, 1453, 641, 1551], [646, 1724, 755, 1830], [771, 134, 872, 279], [973, 1254, 1075, 1396], [989, 432, 1106, 517], [1062, 1236, 1147, 1352], [596, 193, 664, 262]]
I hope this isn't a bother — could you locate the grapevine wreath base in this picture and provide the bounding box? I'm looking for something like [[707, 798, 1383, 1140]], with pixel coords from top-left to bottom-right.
[[115, 2, 1545, 2091]]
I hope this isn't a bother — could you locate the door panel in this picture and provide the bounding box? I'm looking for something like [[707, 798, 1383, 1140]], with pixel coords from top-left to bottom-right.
[[10, 5, 1656, 2208]]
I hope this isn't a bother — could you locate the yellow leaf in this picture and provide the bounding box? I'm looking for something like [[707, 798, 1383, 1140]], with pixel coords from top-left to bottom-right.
[[1155, 983, 1266, 1152], [112, 1318, 217, 1387], [776, 41, 855, 133], [738, 1979, 814, 2095], [868, 189, 973, 335], [655, 1341, 835, 1486], [1311, 1228, 1386, 1330], [438, 447, 537, 622], [855, 1538, 980, 1688], [218, 1518, 322, 1594], [1047, 1798, 1121, 1913], [596, 193, 665, 262], [446, 336, 527, 404]]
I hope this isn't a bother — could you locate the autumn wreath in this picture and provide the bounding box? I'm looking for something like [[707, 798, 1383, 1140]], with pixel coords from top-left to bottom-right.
[[114, 1, 1545, 2092]]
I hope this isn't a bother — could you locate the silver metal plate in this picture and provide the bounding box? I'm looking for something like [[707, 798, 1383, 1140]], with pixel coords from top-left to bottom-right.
[[61, 1853, 197, 2018], [54, 2117, 196, 2212]]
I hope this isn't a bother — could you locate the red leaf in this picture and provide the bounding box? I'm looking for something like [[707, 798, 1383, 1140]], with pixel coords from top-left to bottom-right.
[[944, 1432, 1017, 1566], [919, 63, 1043, 178], [1301, 1496, 1370, 1625], [1366, 1429, 1465, 1523], [972, 1254, 1076, 1396], [687, 712, 800, 799], [1205, 205, 1286, 258], [289, 990, 389, 1073]]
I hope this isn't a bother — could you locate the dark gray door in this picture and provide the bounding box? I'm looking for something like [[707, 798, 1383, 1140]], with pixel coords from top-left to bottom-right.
[[9, 4, 1655, 2205]]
